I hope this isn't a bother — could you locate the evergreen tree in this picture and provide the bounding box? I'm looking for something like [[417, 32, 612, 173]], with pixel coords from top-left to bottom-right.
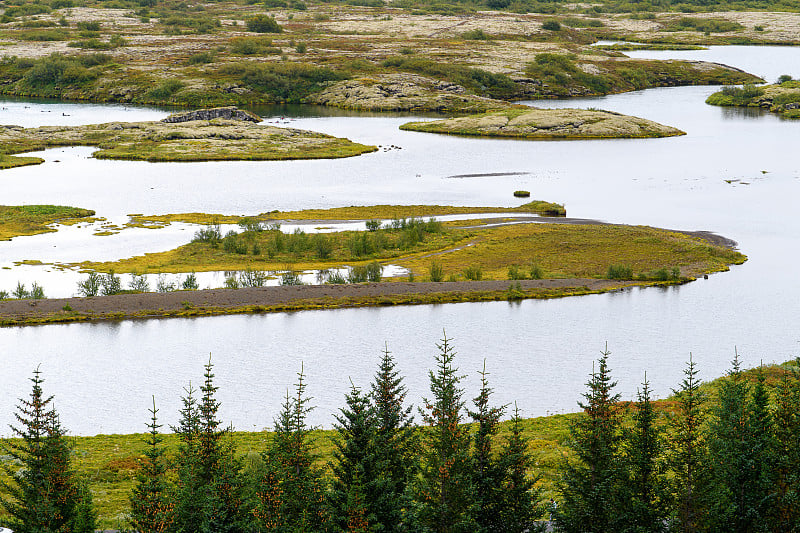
[[415, 332, 476, 533], [771, 360, 800, 531], [369, 343, 417, 532], [468, 362, 505, 532], [328, 382, 378, 532], [172, 358, 242, 533], [497, 404, 541, 532], [620, 375, 669, 533], [0, 367, 96, 533], [554, 346, 624, 533], [130, 397, 174, 533], [705, 352, 772, 532], [251, 364, 329, 531], [669, 354, 707, 533], [172, 382, 203, 533]]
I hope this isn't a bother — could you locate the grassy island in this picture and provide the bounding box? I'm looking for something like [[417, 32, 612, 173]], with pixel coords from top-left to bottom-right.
[[0, 205, 95, 241], [400, 107, 685, 139], [0, 109, 376, 166], [706, 80, 800, 119]]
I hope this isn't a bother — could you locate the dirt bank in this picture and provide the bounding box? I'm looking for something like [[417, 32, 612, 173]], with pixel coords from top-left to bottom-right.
[[0, 278, 631, 326]]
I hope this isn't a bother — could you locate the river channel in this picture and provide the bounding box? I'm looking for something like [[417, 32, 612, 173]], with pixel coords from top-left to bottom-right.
[[0, 46, 798, 435]]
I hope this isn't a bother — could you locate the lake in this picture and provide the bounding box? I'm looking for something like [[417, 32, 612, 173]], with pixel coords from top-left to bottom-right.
[[1, 45, 798, 435]]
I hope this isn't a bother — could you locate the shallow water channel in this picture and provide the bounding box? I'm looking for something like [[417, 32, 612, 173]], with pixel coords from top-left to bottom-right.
[[1, 46, 799, 435]]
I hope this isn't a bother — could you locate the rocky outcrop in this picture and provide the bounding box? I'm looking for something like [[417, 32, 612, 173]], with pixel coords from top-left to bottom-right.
[[161, 106, 262, 124], [400, 108, 685, 139], [307, 74, 520, 114]]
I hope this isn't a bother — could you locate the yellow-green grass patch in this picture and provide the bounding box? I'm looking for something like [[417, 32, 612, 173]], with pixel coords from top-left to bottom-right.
[[0, 205, 96, 241]]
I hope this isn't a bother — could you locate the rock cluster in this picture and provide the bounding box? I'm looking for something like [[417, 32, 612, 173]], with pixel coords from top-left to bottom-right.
[[161, 106, 261, 124]]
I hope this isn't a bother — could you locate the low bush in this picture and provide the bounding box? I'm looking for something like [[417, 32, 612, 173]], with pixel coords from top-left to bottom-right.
[[463, 265, 483, 281], [219, 62, 345, 102], [514, 190, 530, 198], [429, 259, 444, 282], [666, 17, 743, 33], [541, 19, 561, 31], [246, 14, 282, 33], [188, 52, 215, 65], [78, 272, 102, 297], [607, 264, 633, 280]]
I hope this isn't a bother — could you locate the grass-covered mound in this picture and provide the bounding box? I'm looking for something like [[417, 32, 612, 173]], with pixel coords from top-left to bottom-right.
[[0, 205, 95, 240], [74, 207, 743, 285], [706, 80, 800, 119], [0, 113, 377, 165], [400, 107, 685, 139]]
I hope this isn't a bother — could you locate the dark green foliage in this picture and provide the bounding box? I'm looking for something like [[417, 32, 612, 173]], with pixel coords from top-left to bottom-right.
[[526, 53, 612, 95], [381, 56, 519, 99], [369, 344, 417, 531], [188, 52, 216, 65], [145, 79, 185, 100], [193, 222, 222, 247], [130, 398, 174, 533], [705, 353, 773, 532], [18, 54, 102, 90], [619, 376, 669, 532], [219, 62, 345, 102], [171, 359, 243, 533], [0, 368, 96, 533], [328, 383, 379, 532], [468, 363, 506, 532], [665, 17, 744, 33], [541, 19, 562, 30], [246, 14, 283, 33], [555, 347, 624, 532], [669, 355, 708, 532], [250, 365, 329, 530], [770, 361, 800, 530], [416, 333, 477, 532], [100, 271, 122, 296], [428, 259, 444, 282], [607, 264, 633, 279], [498, 405, 542, 530], [462, 265, 482, 281]]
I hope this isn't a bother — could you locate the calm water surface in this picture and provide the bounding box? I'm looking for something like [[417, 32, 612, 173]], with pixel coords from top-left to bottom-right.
[[1, 46, 799, 435]]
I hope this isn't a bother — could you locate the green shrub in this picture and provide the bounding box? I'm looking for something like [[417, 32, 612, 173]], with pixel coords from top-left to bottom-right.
[[145, 79, 184, 100], [219, 62, 345, 102], [19, 30, 69, 41], [325, 270, 347, 284], [508, 265, 524, 280], [721, 84, 764, 98], [230, 36, 281, 55], [366, 261, 383, 282], [463, 265, 483, 281], [381, 56, 518, 99], [78, 272, 102, 297], [541, 19, 561, 31], [778, 74, 794, 84], [460, 29, 491, 40], [295, 42, 307, 53], [514, 190, 530, 198], [4, 4, 51, 17], [666, 17, 743, 33], [246, 14, 282, 33], [773, 91, 800, 106], [128, 273, 150, 292], [607, 264, 633, 280], [429, 259, 444, 282], [100, 271, 122, 296], [188, 51, 215, 64], [77, 21, 101, 31], [529, 264, 544, 280]]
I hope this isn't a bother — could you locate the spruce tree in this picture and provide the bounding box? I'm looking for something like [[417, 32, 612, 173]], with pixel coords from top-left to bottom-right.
[[172, 382, 203, 533], [620, 375, 669, 533], [771, 360, 800, 530], [497, 404, 541, 532], [669, 354, 707, 533], [328, 382, 378, 532], [705, 352, 771, 532], [468, 362, 505, 532], [369, 343, 417, 532], [415, 332, 476, 533], [0, 367, 96, 533], [251, 364, 329, 531], [554, 346, 623, 533], [172, 358, 242, 533], [130, 397, 174, 533]]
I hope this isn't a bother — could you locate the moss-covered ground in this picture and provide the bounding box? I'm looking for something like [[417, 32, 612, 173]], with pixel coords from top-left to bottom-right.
[[0, 116, 376, 164], [0, 205, 95, 241]]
